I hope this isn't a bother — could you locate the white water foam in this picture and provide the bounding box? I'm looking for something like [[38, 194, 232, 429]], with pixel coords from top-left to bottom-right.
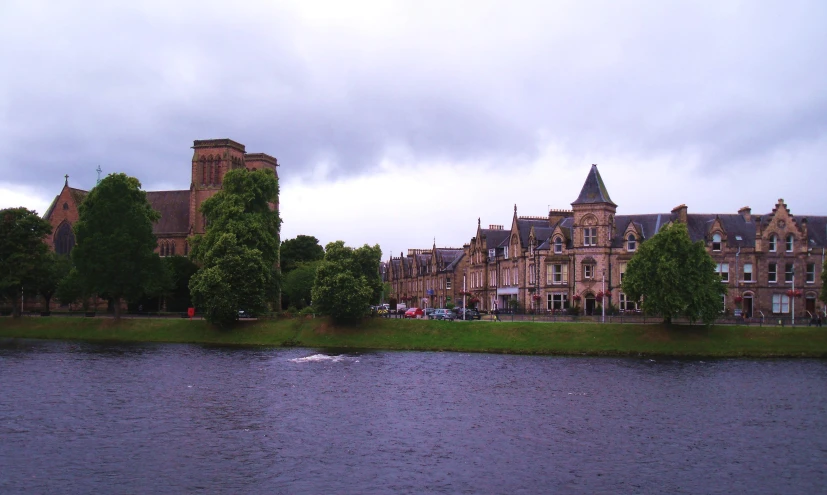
[[289, 354, 357, 363]]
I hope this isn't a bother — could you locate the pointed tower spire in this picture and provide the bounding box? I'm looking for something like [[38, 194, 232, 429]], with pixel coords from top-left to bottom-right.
[[572, 164, 616, 206]]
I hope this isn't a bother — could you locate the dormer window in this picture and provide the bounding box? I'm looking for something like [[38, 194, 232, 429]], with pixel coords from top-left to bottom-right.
[[786, 234, 794, 252], [769, 234, 777, 252], [712, 233, 722, 251], [503, 246, 509, 259], [626, 234, 636, 252], [488, 249, 495, 259], [553, 237, 563, 254]]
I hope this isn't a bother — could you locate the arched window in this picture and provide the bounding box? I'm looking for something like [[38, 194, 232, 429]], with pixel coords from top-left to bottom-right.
[[213, 158, 220, 185], [627, 234, 636, 252], [160, 241, 166, 257], [184, 241, 189, 256], [54, 222, 75, 255], [62, 202, 69, 210], [712, 233, 722, 251], [769, 234, 777, 252], [786, 234, 794, 252], [170, 242, 176, 256], [200, 157, 207, 186], [553, 237, 563, 254]]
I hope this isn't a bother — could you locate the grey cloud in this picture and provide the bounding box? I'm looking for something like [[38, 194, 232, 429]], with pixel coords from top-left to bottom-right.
[[1, 0, 826, 194]]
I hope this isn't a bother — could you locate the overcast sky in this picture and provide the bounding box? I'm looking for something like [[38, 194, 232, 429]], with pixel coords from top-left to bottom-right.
[[2, 0, 826, 259]]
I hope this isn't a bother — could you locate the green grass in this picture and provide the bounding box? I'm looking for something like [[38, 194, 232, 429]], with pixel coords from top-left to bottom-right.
[[1, 316, 826, 357]]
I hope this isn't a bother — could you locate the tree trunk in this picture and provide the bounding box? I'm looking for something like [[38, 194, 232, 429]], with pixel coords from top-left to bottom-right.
[[663, 315, 673, 326], [11, 293, 21, 318], [113, 297, 121, 321]]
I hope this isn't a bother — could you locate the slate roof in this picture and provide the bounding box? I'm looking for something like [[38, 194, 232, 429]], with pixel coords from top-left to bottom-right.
[[42, 196, 59, 220], [444, 252, 465, 271], [480, 228, 510, 249], [612, 214, 665, 248], [435, 248, 464, 270], [146, 190, 191, 234], [572, 164, 616, 206], [517, 218, 550, 247], [805, 217, 827, 246]]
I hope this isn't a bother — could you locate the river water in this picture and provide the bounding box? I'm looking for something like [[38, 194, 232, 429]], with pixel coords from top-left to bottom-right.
[[0, 339, 825, 494]]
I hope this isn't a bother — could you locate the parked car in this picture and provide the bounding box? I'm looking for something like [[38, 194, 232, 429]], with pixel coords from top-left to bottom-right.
[[455, 308, 481, 320], [404, 307, 424, 318], [376, 306, 388, 315], [433, 309, 455, 321], [424, 308, 436, 317]]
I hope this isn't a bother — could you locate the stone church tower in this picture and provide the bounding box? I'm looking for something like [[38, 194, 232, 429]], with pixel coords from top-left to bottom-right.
[[189, 139, 279, 235]]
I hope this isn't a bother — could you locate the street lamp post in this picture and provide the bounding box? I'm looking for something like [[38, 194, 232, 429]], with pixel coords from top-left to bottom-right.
[[463, 274, 467, 321], [791, 266, 795, 326], [601, 269, 605, 324]]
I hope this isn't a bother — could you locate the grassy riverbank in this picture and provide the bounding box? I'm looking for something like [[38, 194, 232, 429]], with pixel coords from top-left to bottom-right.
[[2, 316, 827, 357]]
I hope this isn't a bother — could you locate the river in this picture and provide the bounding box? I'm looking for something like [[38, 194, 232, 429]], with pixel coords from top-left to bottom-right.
[[1, 339, 825, 494]]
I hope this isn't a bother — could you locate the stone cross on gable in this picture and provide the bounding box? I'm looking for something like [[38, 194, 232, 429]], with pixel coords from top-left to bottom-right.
[[64, 174, 69, 186]]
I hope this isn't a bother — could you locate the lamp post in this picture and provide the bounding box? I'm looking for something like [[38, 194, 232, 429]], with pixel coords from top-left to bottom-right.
[[791, 265, 795, 326], [463, 274, 467, 321], [601, 269, 605, 324], [533, 238, 540, 314]]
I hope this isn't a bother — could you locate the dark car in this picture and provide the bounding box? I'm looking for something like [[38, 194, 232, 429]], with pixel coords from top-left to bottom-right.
[[455, 308, 481, 320]]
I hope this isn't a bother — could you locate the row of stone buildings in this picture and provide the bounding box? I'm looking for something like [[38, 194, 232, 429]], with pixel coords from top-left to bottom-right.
[[385, 165, 826, 318]]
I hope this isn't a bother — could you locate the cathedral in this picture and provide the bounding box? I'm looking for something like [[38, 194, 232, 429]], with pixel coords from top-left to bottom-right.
[[43, 138, 278, 258]]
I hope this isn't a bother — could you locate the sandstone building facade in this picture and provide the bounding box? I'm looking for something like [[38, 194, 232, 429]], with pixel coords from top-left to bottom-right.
[[387, 165, 826, 320], [44, 139, 278, 259]]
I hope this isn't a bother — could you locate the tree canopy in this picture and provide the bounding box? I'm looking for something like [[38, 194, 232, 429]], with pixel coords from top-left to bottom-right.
[[280, 235, 324, 274], [31, 251, 72, 312], [282, 261, 320, 309], [189, 168, 281, 326], [71, 173, 164, 319], [311, 241, 382, 322], [622, 222, 726, 325], [0, 207, 52, 317]]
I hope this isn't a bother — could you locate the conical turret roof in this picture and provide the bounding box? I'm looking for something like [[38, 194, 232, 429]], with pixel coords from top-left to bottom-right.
[[572, 164, 615, 206]]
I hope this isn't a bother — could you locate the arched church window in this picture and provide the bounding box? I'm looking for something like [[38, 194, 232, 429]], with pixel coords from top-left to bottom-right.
[[63, 203, 69, 210], [184, 241, 189, 256], [170, 242, 176, 256], [55, 222, 75, 255], [200, 157, 207, 186]]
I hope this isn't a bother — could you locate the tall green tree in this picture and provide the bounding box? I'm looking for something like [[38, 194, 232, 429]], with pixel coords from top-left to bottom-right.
[[280, 235, 325, 273], [163, 256, 198, 312], [622, 222, 726, 325], [282, 261, 320, 309], [0, 207, 52, 317], [311, 241, 382, 322], [32, 251, 73, 312], [71, 173, 164, 320], [189, 168, 281, 326]]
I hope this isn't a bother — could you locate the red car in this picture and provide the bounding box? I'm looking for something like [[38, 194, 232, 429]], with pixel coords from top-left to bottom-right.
[[404, 307, 424, 319]]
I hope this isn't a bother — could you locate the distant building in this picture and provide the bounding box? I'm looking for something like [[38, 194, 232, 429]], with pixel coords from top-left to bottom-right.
[[44, 138, 278, 258], [39, 138, 279, 311], [388, 165, 826, 319]]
